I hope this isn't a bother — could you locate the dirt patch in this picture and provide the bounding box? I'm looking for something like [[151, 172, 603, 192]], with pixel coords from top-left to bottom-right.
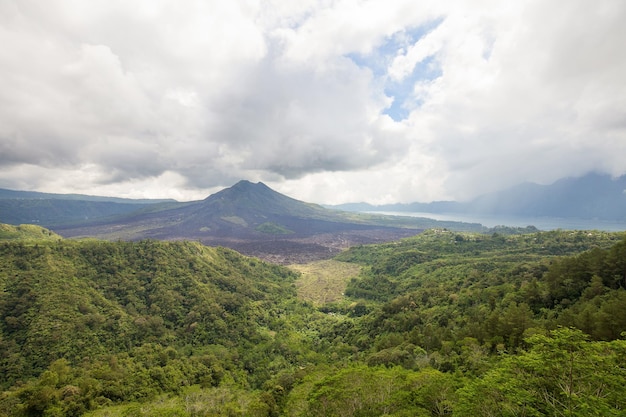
[[201, 227, 420, 264]]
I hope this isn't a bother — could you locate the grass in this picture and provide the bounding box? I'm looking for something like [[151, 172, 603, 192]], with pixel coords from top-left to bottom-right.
[[290, 259, 362, 305], [221, 216, 248, 226], [0, 223, 62, 241], [255, 222, 293, 234]]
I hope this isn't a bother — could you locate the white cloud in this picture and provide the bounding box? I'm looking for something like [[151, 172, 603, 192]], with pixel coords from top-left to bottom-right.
[[0, 0, 624, 203], [388, 21, 444, 82], [396, 0, 626, 199]]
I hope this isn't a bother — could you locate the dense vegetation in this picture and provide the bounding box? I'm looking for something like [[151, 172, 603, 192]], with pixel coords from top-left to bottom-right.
[[0, 239, 308, 416], [336, 229, 626, 350], [0, 227, 625, 416], [0, 224, 62, 242]]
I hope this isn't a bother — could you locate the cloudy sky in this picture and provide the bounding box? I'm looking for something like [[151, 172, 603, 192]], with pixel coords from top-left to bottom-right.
[[1, 0, 625, 204]]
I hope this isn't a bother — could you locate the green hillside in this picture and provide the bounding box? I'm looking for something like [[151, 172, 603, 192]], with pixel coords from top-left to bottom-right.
[[1, 228, 625, 416], [335, 229, 626, 351], [0, 223, 62, 241], [0, 239, 308, 415]]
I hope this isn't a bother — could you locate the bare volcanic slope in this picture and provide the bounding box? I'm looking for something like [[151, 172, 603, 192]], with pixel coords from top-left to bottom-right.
[[55, 181, 427, 263]]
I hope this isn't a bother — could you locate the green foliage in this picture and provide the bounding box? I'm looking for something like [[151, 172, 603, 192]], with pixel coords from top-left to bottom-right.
[[290, 260, 361, 305], [456, 328, 626, 416], [337, 230, 625, 355], [82, 387, 271, 417], [1, 228, 626, 416], [0, 224, 62, 241], [0, 239, 308, 415], [255, 222, 294, 235], [294, 365, 460, 417]]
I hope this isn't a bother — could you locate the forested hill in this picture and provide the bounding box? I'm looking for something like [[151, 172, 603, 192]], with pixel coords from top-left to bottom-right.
[[0, 223, 62, 241], [1, 230, 626, 416], [335, 229, 626, 346], [0, 239, 301, 415]]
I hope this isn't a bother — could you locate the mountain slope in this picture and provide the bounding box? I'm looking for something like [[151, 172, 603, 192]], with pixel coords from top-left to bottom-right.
[[202, 180, 327, 217], [52, 181, 489, 263], [0, 199, 184, 227], [0, 239, 301, 409], [0, 188, 181, 227], [150, 180, 354, 238], [468, 173, 626, 219], [0, 188, 176, 204], [334, 173, 626, 221], [0, 223, 62, 241]]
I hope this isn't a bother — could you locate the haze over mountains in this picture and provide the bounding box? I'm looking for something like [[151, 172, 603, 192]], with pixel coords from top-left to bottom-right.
[[332, 173, 626, 222]]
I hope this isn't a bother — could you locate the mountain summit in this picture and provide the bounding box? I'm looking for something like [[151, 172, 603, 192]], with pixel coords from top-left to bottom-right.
[[53, 181, 426, 263], [202, 180, 325, 217]]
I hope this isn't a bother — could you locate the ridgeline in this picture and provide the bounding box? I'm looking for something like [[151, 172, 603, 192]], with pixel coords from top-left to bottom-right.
[[3, 181, 491, 264]]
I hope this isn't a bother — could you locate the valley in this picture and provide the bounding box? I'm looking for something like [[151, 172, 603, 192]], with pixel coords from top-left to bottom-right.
[[291, 259, 362, 305], [3, 2, 624, 416], [1, 181, 626, 416], [1, 225, 625, 416]]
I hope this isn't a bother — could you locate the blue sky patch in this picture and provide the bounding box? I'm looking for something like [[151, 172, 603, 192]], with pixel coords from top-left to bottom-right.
[[347, 19, 443, 121], [384, 54, 442, 120]]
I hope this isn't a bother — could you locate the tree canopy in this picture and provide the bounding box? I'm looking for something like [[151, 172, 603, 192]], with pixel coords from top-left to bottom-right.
[[0, 228, 625, 416]]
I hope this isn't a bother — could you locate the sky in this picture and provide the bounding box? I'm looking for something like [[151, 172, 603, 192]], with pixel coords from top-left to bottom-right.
[[1, 0, 625, 205]]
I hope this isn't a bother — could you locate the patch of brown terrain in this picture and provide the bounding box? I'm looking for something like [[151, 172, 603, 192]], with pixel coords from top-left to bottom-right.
[[201, 228, 420, 264]]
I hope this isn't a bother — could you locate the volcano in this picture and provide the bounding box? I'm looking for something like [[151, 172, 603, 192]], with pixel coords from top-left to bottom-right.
[[54, 180, 422, 263]]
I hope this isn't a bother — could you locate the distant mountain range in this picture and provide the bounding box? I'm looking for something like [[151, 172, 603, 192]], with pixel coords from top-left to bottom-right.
[[4, 174, 619, 261], [0, 188, 176, 204], [0, 188, 181, 226], [1, 180, 490, 263], [331, 173, 626, 222]]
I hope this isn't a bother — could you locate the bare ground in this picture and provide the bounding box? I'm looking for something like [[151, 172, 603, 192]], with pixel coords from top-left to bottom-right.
[[201, 228, 420, 264]]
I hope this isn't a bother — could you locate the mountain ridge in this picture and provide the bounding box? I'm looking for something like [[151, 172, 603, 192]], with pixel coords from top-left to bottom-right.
[[0, 180, 542, 263], [49, 180, 459, 263], [0, 188, 183, 227], [0, 187, 177, 204], [332, 173, 626, 221]]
